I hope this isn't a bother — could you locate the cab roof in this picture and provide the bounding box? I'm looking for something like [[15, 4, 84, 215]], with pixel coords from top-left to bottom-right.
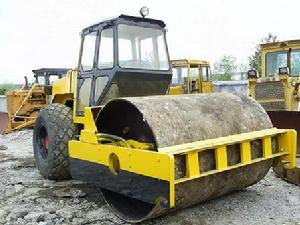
[[32, 68, 70, 76], [82, 14, 166, 33], [171, 59, 210, 67], [261, 39, 300, 51]]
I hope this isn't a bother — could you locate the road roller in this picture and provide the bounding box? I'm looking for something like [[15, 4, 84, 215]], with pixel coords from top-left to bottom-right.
[[248, 39, 300, 186], [33, 11, 297, 223]]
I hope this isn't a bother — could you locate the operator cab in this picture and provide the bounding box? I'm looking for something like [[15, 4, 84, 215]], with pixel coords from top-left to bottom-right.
[[256, 40, 300, 78], [169, 59, 212, 95], [33, 68, 70, 86], [76, 14, 172, 116]]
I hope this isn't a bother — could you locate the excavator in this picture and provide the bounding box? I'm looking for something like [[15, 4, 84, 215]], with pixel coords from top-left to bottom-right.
[[32, 9, 297, 223], [248, 39, 300, 186]]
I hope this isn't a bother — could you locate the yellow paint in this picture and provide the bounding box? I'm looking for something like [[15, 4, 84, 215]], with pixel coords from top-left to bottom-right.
[[174, 152, 286, 184], [215, 146, 228, 170], [51, 70, 76, 102], [168, 86, 184, 95], [68, 127, 296, 208], [240, 142, 251, 164], [158, 128, 286, 154], [69, 140, 173, 181], [277, 130, 297, 169], [169, 155, 175, 207], [186, 152, 200, 178], [262, 137, 272, 158]]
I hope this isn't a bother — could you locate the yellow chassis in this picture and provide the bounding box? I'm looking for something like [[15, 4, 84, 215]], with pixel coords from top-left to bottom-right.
[[69, 109, 297, 208]]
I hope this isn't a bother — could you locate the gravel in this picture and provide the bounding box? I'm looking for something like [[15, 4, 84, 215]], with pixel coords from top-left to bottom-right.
[[0, 129, 300, 225]]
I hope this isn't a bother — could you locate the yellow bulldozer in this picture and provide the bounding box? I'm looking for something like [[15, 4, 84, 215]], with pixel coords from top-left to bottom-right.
[[248, 39, 300, 186], [32, 12, 297, 223], [4, 68, 69, 133], [169, 59, 212, 95]]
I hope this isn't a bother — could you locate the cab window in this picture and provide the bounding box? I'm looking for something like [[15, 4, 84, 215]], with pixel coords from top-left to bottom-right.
[[202, 67, 210, 81], [291, 50, 300, 76], [76, 78, 92, 113], [81, 32, 97, 71], [266, 51, 287, 76], [94, 76, 109, 101], [37, 76, 46, 85], [172, 67, 188, 84], [98, 28, 114, 69], [118, 24, 169, 70], [189, 67, 198, 81]]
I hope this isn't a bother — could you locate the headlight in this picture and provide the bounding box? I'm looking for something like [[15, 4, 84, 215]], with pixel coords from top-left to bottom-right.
[[278, 67, 289, 75], [247, 69, 257, 79]]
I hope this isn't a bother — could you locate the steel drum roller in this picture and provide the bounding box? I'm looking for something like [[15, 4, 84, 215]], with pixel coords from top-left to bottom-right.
[[96, 93, 274, 222]]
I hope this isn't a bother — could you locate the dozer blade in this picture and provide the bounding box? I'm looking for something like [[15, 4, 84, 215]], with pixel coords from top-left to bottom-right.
[[0, 112, 8, 134], [68, 93, 297, 223], [268, 110, 300, 186]]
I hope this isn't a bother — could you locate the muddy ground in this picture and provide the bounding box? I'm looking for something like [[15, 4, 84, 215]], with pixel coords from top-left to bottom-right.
[[0, 130, 300, 225]]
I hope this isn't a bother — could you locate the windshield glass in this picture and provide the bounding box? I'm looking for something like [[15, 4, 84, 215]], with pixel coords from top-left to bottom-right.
[[291, 50, 300, 76], [37, 76, 46, 85], [266, 51, 287, 76], [190, 67, 198, 81], [201, 66, 210, 81], [172, 67, 188, 84], [118, 24, 169, 70], [266, 50, 300, 76]]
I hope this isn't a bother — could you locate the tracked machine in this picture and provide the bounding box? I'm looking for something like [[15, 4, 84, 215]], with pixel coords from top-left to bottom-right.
[[248, 39, 300, 186], [33, 11, 297, 223], [4, 68, 69, 133]]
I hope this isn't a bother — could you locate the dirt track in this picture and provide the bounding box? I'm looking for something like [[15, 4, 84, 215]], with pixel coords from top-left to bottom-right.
[[0, 130, 300, 225]]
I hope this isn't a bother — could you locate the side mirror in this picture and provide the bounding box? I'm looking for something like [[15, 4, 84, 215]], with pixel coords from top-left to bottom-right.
[[278, 67, 289, 75], [247, 69, 257, 79]]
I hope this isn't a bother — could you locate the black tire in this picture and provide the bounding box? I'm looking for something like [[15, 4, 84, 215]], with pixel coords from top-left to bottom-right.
[[33, 103, 77, 180]]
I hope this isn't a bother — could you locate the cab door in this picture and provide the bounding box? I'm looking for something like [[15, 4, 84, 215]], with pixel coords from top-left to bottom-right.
[[76, 29, 98, 116], [169, 66, 187, 95], [92, 26, 114, 106], [200, 65, 213, 93]]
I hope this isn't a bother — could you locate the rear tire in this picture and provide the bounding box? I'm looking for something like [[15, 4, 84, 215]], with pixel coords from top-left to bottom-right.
[[33, 103, 77, 180]]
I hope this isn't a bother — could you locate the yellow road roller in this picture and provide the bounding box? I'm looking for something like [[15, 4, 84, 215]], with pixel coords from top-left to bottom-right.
[[33, 12, 297, 223]]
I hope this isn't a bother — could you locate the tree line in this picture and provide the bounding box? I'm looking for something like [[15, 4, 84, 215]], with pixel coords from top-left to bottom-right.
[[0, 84, 20, 95], [212, 33, 277, 81]]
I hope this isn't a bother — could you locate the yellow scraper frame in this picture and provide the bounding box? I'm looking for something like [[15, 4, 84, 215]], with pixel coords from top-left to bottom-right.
[[68, 108, 297, 208]]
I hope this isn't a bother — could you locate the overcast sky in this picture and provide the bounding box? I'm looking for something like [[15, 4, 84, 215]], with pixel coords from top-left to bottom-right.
[[0, 0, 299, 83]]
